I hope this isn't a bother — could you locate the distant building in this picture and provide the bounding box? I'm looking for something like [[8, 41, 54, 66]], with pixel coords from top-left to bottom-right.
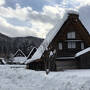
[[13, 49, 27, 64], [14, 49, 26, 57], [26, 11, 90, 71]]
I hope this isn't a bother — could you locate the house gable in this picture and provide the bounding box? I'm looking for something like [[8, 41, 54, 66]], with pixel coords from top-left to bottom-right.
[[46, 13, 90, 58], [14, 49, 26, 57], [50, 13, 90, 47]]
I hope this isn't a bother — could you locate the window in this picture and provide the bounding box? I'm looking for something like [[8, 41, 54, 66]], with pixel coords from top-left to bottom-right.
[[67, 32, 75, 39], [59, 43, 62, 50], [81, 42, 84, 49], [68, 41, 76, 48]]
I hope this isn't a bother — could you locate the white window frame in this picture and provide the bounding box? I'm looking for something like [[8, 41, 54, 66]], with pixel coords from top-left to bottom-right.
[[67, 32, 75, 39], [68, 41, 76, 49], [59, 42, 62, 50], [81, 42, 84, 50]]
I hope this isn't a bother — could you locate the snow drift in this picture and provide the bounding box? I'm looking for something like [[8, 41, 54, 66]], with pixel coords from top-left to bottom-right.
[[0, 65, 90, 90]]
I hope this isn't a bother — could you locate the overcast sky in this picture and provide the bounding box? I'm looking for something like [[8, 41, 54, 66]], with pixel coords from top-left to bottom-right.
[[0, 0, 90, 38]]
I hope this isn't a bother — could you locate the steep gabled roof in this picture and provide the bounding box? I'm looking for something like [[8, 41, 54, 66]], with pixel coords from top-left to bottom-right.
[[27, 47, 37, 59], [26, 10, 79, 64], [14, 49, 26, 57]]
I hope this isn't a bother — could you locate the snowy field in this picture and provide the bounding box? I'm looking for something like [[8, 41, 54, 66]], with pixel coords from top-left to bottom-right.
[[0, 65, 90, 90]]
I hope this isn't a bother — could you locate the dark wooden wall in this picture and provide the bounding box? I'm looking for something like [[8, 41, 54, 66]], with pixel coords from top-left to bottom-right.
[[77, 51, 90, 69], [56, 59, 78, 70]]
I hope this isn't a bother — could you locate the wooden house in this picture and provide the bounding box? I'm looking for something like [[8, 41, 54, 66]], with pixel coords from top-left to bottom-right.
[[26, 11, 90, 71]]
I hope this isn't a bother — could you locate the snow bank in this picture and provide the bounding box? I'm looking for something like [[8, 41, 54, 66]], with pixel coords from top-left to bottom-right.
[[75, 47, 90, 57], [0, 65, 90, 90]]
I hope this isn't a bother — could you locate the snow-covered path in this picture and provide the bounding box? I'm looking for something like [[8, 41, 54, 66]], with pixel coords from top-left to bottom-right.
[[0, 65, 90, 90]]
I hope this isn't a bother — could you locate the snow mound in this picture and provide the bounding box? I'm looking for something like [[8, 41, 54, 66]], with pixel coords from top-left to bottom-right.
[[1, 65, 90, 90]]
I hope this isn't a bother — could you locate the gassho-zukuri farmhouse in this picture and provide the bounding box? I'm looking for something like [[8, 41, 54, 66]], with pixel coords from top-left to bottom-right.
[[26, 10, 90, 71]]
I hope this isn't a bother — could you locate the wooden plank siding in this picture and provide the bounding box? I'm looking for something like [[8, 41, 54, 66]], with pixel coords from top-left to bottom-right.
[[76, 51, 90, 69], [56, 59, 78, 70]]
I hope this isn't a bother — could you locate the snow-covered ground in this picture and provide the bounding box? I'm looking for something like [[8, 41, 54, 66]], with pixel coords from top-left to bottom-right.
[[0, 65, 90, 90]]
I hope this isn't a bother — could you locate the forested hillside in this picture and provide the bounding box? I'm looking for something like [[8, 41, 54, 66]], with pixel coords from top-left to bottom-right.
[[0, 33, 43, 58]]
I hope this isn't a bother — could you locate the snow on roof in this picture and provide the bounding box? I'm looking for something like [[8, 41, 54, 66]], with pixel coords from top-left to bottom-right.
[[75, 47, 90, 57], [27, 47, 37, 59], [14, 49, 26, 57], [26, 10, 78, 64], [13, 57, 27, 64], [67, 10, 79, 15]]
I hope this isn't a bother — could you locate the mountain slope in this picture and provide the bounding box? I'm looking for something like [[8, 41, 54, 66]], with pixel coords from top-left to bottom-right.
[[0, 33, 43, 57]]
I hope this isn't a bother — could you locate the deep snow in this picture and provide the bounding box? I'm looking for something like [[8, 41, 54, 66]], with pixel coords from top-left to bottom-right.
[[0, 65, 90, 90]]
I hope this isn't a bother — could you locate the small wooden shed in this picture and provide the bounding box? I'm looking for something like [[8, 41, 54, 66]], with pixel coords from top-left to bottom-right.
[[75, 47, 90, 69]]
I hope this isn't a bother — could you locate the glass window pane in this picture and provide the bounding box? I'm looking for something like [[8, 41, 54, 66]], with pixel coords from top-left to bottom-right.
[[59, 43, 62, 50], [68, 42, 76, 48], [81, 42, 84, 49], [67, 32, 75, 39]]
